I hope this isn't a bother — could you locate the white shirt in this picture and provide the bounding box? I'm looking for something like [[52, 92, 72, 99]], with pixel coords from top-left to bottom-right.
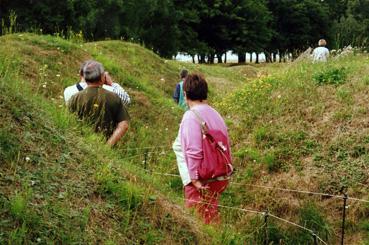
[[64, 81, 130, 106], [172, 133, 191, 186], [312, 46, 329, 62]]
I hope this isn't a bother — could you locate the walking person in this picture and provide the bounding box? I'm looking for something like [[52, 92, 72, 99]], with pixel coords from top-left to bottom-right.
[[68, 60, 130, 146], [173, 69, 188, 110], [177, 73, 232, 224], [312, 39, 330, 62]]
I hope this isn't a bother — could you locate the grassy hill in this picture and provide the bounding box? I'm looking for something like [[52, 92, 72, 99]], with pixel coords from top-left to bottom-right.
[[1, 33, 369, 244]]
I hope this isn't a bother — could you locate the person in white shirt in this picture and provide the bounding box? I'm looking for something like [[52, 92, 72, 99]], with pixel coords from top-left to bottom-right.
[[312, 39, 330, 62], [64, 61, 131, 105]]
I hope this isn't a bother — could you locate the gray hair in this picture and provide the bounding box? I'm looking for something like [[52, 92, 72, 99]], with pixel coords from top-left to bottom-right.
[[83, 60, 104, 83]]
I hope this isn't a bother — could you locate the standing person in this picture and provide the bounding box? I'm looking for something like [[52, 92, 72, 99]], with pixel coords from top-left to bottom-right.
[[173, 69, 188, 110], [68, 60, 130, 146], [178, 73, 232, 224], [64, 61, 131, 105], [312, 39, 330, 62]]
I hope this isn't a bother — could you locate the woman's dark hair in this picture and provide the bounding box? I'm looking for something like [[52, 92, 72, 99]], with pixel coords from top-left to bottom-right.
[[183, 73, 208, 101]]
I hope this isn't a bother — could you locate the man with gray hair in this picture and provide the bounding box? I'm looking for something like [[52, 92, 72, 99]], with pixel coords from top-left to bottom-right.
[[68, 60, 130, 146], [63, 60, 130, 105]]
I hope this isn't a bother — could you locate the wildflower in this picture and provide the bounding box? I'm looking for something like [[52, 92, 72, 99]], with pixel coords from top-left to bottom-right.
[[42, 84, 47, 88], [160, 78, 165, 81], [93, 103, 99, 108], [56, 74, 61, 77], [25, 156, 31, 162], [277, 95, 281, 99]]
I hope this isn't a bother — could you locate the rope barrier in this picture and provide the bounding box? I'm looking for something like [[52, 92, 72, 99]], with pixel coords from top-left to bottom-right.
[[267, 214, 328, 245], [233, 183, 343, 199], [123, 145, 171, 151], [178, 198, 327, 244], [139, 168, 369, 204], [122, 149, 368, 244]]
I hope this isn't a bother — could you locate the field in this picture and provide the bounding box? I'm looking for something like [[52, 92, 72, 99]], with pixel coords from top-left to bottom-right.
[[1, 33, 369, 244]]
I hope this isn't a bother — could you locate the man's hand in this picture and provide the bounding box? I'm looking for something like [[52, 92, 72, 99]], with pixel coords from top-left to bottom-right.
[[104, 72, 113, 86], [107, 121, 129, 146], [192, 180, 209, 194]]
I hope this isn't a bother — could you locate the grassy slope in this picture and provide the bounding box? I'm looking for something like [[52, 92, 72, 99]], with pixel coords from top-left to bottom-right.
[[216, 56, 369, 244], [1, 33, 369, 244], [0, 33, 249, 244]]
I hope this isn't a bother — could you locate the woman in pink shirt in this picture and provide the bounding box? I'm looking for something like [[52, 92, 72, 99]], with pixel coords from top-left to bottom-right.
[[179, 73, 232, 224]]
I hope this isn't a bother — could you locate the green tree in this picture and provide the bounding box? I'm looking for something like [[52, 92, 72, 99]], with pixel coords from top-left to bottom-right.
[[230, 0, 272, 63], [266, 0, 331, 60]]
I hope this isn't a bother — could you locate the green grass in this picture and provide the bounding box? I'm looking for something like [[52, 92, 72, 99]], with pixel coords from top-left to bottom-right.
[[1, 32, 369, 243]]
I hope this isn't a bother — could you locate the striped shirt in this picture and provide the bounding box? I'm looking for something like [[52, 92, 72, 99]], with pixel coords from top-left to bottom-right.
[[64, 81, 130, 106]]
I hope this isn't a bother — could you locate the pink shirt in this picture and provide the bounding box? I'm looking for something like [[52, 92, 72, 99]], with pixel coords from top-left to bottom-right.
[[180, 104, 230, 180]]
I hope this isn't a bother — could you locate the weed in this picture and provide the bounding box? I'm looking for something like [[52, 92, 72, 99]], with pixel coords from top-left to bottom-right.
[[233, 147, 261, 163], [263, 151, 280, 172], [9, 222, 27, 244], [336, 87, 353, 104], [253, 126, 272, 144], [296, 202, 332, 242], [0, 129, 20, 163]]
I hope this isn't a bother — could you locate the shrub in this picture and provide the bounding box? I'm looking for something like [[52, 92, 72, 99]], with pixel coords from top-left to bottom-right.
[[313, 67, 347, 85]]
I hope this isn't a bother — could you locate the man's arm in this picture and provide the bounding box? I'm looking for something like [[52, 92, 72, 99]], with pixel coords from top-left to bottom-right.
[[111, 83, 131, 106], [107, 121, 129, 146], [103, 72, 131, 105]]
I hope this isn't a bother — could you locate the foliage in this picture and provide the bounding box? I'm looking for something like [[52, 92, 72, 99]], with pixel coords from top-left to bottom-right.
[[313, 67, 347, 85], [0, 0, 358, 62]]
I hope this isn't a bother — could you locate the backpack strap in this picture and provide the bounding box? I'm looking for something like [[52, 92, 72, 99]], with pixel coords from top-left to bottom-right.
[[191, 109, 208, 135], [76, 83, 84, 91]]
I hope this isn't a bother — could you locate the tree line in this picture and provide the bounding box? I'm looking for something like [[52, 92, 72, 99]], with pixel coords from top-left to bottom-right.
[[1, 0, 369, 63]]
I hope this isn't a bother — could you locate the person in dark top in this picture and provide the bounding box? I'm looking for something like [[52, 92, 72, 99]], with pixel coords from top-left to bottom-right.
[[68, 60, 130, 146], [173, 69, 188, 110]]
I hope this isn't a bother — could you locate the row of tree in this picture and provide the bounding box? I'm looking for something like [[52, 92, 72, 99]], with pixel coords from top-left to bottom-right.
[[1, 0, 369, 63]]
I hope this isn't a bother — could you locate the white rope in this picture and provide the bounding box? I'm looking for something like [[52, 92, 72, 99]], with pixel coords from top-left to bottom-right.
[[180, 198, 265, 216], [233, 183, 342, 199], [178, 198, 327, 244], [123, 145, 170, 151], [268, 214, 327, 245], [142, 169, 369, 204]]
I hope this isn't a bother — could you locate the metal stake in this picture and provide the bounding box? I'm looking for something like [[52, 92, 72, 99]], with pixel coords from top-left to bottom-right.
[[264, 209, 269, 245], [144, 150, 148, 170], [312, 232, 318, 245], [341, 193, 348, 245]]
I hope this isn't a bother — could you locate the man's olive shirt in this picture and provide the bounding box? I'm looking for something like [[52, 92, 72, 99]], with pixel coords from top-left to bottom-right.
[[68, 86, 130, 138]]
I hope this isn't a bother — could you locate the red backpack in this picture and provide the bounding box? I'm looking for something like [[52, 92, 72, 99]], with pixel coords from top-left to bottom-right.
[[192, 110, 233, 180]]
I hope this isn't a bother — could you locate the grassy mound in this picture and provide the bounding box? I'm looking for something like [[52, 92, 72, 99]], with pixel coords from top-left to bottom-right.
[[0, 33, 246, 244], [216, 55, 369, 244], [1, 33, 369, 244]]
